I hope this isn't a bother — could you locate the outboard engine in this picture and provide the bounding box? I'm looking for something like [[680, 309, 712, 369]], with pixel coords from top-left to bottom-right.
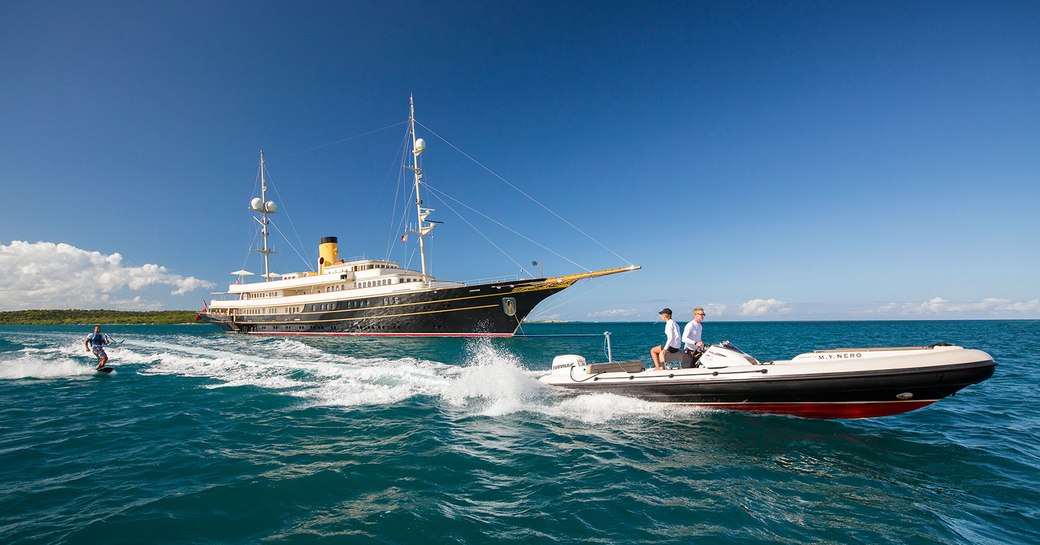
[[551, 355, 586, 376]]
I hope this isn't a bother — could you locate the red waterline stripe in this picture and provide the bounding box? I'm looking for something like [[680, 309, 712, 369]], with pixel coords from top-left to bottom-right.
[[691, 400, 937, 419], [245, 331, 514, 338]]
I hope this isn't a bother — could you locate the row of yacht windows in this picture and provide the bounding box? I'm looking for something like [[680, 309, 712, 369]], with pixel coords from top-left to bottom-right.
[[319, 297, 404, 310], [348, 263, 398, 272], [235, 306, 303, 315], [245, 277, 422, 299], [357, 277, 423, 288], [243, 291, 281, 300], [227, 295, 415, 316]]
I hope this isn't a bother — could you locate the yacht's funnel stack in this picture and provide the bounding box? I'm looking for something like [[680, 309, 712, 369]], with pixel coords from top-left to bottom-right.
[[319, 236, 339, 274]]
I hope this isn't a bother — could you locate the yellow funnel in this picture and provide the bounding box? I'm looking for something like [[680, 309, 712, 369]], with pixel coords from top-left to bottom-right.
[[319, 236, 339, 273]]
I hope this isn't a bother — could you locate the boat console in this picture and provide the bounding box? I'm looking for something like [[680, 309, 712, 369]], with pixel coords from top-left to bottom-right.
[[699, 341, 760, 368]]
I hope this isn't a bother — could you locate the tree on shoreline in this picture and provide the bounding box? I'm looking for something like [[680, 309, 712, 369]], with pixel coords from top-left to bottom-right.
[[0, 309, 199, 325]]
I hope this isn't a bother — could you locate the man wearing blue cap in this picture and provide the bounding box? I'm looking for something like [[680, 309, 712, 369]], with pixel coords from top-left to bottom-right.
[[650, 308, 681, 370]]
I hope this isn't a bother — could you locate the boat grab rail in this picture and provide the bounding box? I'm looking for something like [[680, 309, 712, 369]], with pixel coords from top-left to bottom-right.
[[811, 343, 953, 354], [585, 367, 770, 382], [459, 274, 530, 285], [562, 332, 777, 384]]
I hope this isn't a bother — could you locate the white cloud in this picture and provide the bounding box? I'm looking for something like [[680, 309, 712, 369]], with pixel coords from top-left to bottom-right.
[[704, 303, 729, 316], [997, 299, 1040, 312], [738, 298, 789, 316], [527, 312, 562, 322], [0, 240, 214, 310], [588, 308, 638, 319], [874, 297, 1040, 316]]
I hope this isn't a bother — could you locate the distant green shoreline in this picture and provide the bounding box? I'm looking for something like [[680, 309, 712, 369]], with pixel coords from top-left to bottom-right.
[[0, 310, 199, 325]]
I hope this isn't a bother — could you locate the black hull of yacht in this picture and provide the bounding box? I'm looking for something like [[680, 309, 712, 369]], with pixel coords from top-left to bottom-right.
[[551, 361, 996, 418], [201, 278, 569, 337]]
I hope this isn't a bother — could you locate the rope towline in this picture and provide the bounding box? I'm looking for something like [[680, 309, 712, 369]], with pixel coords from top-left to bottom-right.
[[512, 334, 605, 337]]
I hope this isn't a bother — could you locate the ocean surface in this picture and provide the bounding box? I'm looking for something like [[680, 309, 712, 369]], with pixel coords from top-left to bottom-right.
[[1, 320, 1037, 544]]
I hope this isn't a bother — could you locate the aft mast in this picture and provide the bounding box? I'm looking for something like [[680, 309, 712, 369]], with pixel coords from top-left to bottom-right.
[[250, 151, 278, 282], [409, 96, 436, 286]]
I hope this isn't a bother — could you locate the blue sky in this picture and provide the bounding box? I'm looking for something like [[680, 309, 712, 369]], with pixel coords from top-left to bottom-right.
[[1, 1, 1037, 320]]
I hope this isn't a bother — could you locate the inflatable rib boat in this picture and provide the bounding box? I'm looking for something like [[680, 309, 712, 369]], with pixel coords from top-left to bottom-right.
[[539, 341, 996, 419]]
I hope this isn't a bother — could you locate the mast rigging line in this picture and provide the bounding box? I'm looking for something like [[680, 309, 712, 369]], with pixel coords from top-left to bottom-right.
[[268, 220, 313, 271], [240, 226, 261, 274], [384, 125, 416, 262], [261, 164, 313, 272], [273, 121, 409, 159], [527, 268, 626, 320], [422, 184, 531, 275], [242, 155, 312, 275], [236, 161, 264, 273], [415, 120, 634, 267], [422, 181, 588, 273]]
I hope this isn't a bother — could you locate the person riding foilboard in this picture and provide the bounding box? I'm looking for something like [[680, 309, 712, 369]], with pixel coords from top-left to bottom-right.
[[85, 325, 110, 370]]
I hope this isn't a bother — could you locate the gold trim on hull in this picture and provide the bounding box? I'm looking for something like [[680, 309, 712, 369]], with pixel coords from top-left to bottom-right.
[[217, 282, 564, 327]]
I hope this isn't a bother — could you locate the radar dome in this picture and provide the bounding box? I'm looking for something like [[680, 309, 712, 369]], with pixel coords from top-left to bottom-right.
[[250, 197, 263, 211], [265, 201, 277, 213], [414, 138, 426, 154]]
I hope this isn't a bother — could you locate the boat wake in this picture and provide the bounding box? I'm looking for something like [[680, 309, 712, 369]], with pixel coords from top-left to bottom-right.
[[132, 335, 709, 422], [440, 339, 698, 422], [0, 353, 99, 379], [0, 331, 703, 421]]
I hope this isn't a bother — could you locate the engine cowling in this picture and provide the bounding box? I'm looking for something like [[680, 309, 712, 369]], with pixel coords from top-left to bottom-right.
[[551, 354, 586, 376]]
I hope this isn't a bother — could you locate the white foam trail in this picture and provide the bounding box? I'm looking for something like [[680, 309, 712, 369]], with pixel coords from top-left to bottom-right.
[[120, 335, 545, 414], [437, 339, 549, 416], [534, 393, 707, 423], [134, 336, 435, 398], [142, 350, 311, 390], [302, 359, 451, 407], [0, 354, 98, 379]]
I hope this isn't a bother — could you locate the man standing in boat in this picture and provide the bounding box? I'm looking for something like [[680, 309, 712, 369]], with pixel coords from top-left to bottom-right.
[[84, 325, 110, 370], [650, 308, 681, 370], [681, 307, 707, 367]]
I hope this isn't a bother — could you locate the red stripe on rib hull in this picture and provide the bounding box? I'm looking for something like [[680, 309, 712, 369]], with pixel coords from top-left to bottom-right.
[[701, 400, 937, 419]]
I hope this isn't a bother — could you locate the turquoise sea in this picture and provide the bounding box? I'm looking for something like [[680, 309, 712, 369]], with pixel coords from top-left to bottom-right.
[[1, 320, 1037, 544]]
